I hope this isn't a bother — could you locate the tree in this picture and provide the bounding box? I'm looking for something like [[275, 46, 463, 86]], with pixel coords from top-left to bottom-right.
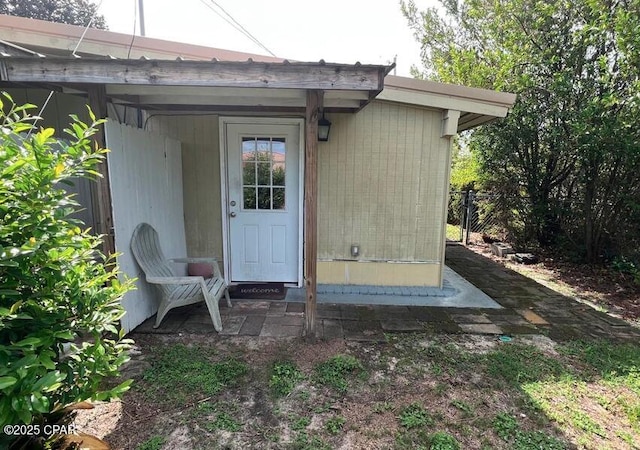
[[403, 0, 640, 261], [0, 96, 132, 447], [0, 0, 107, 29]]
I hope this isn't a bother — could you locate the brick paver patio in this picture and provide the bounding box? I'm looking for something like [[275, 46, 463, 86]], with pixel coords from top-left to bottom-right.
[[133, 243, 640, 342]]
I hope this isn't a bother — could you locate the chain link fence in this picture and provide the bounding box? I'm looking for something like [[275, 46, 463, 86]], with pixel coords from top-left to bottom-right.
[[448, 191, 530, 245]]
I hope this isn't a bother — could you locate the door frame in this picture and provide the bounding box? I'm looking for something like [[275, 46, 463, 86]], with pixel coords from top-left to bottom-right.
[[219, 116, 305, 287]]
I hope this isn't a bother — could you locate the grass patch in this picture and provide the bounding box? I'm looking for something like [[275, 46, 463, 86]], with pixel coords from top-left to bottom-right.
[[398, 403, 433, 429], [493, 412, 565, 449], [314, 354, 366, 393], [450, 399, 473, 417], [372, 401, 395, 413], [518, 340, 640, 446], [292, 432, 331, 450], [135, 436, 165, 450], [485, 343, 567, 384], [428, 431, 460, 450], [269, 360, 305, 397], [325, 415, 346, 435], [141, 344, 248, 404], [290, 415, 311, 431], [395, 428, 431, 449], [204, 412, 242, 432], [562, 340, 640, 392]]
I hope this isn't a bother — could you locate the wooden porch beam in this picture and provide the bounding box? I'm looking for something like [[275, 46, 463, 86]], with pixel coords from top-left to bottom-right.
[[85, 84, 116, 258], [0, 58, 385, 90], [304, 89, 322, 342]]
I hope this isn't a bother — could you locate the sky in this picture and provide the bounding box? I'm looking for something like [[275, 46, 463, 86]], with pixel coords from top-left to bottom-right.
[[97, 0, 436, 77]]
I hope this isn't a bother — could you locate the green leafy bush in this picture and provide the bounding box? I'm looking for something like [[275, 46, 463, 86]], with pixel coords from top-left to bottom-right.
[[0, 96, 134, 433]]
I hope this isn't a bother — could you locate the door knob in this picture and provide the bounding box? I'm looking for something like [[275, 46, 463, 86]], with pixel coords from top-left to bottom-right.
[[229, 212, 237, 218]]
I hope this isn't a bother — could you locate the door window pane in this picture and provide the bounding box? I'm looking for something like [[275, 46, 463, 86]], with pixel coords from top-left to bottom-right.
[[273, 188, 285, 209], [257, 162, 271, 185], [257, 187, 271, 209], [243, 162, 256, 185], [242, 138, 256, 161], [243, 187, 256, 209], [273, 165, 285, 186], [241, 136, 287, 210]]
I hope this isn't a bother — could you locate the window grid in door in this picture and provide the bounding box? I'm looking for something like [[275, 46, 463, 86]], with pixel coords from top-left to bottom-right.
[[242, 137, 286, 210]]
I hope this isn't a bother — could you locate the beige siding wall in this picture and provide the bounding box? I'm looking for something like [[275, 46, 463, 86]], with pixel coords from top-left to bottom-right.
[[145, 115, 223, 260], [318, 100, 450, 263]]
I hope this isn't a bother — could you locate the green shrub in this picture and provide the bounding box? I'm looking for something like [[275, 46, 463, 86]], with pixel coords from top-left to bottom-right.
[[0, 96, 134, 436]]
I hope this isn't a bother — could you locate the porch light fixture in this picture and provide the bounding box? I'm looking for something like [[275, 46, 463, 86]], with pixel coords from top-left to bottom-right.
[[318, 112, 331, 142]]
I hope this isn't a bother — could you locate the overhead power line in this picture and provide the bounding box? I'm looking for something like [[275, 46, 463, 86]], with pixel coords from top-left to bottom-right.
[[197, 0, 276, 57]]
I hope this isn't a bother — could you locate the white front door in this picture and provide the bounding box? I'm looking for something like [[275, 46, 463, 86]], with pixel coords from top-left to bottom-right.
[[225, 122, 301, 282]]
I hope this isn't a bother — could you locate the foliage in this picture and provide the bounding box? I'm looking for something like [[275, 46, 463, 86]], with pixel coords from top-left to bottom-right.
[[428, 431, 460, 450], [485, 344, 567, 384], [0, 0, 107, 29], [242, 149, 285, 210], [292, 431, 331, 450], [0, 95, 133, 437], [314, 354, 366, 393], [611, 256, 640, 286], [403, 0, 640, 262], [450, 141, 481, 192], [398, 403, 433, 429], [135, 435, 165, 450], [204, 412, 242, 432], [269, 360, 304, 397], [493, 413, 565, 449], [493, 412, 519, 441], [561, 340, 640, 393], [290, 414, 311, 431], [325, 415, 346, 435], [142, 344, 247, 404]]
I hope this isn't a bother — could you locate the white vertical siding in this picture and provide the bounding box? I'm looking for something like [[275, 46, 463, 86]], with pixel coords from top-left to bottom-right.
[[106, 121, 186, 333]]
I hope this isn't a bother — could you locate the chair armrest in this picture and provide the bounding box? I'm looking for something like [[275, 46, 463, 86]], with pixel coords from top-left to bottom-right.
[[146, 276, 204, 285], [170, 257, 220, 264], [169, 258, 223, 279]]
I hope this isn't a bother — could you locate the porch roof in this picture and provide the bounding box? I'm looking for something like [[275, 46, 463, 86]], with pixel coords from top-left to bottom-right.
[[0, 56, 391, 113], [0, 14, 515, 123]]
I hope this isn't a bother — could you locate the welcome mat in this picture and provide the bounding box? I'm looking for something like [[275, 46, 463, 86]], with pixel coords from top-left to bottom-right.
[[228, 283, 287, 300]]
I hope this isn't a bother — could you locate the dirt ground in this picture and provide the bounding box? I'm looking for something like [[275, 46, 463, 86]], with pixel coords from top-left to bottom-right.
[[74, 331, 639, 450], [72, 241, 640, 449]]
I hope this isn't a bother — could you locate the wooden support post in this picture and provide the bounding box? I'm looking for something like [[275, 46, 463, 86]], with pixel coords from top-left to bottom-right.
[[86, 84, 116, 258], [304, 89, 322, 342]]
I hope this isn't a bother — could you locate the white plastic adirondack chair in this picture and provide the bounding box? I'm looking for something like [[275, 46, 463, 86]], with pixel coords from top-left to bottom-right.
[[130, 223, 231, 331]]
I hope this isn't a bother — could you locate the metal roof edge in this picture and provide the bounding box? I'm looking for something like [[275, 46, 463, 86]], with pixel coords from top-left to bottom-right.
[[0, 14, 283, 62], [384, 75, 517, 109]]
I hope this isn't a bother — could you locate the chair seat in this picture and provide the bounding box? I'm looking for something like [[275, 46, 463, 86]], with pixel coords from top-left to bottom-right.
[[130, 223, 231, 331], [169, 276, 225, 301]]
